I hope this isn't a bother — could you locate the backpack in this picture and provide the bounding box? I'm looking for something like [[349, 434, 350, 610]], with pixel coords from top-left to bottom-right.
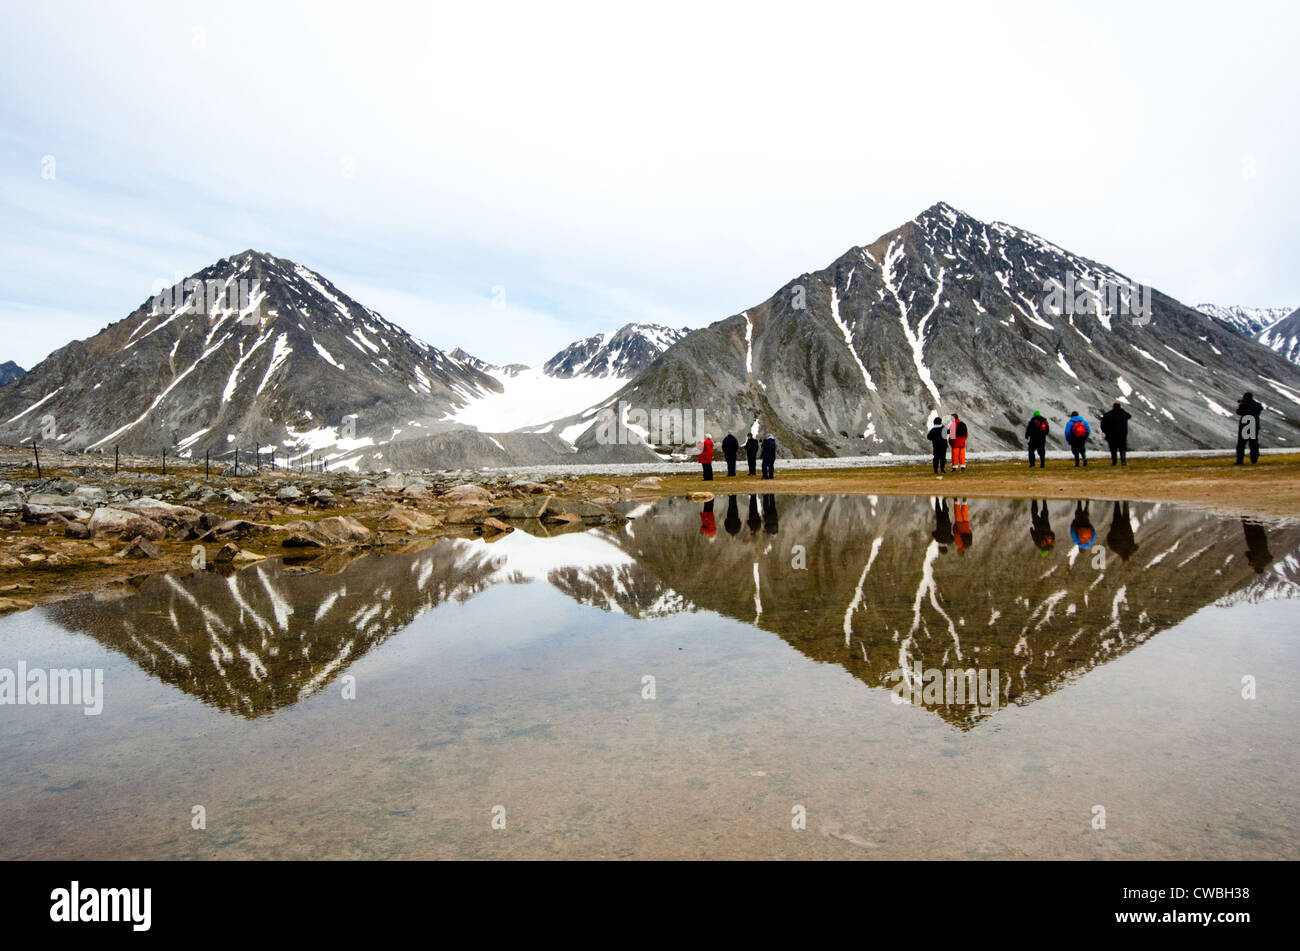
[[1070, 419, 1087, 440], [1032, 417, 1047, 436], [955, 421, 968, 439]]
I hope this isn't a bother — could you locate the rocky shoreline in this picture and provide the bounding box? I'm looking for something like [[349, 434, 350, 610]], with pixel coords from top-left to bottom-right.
[[0, 447, 663, 613]]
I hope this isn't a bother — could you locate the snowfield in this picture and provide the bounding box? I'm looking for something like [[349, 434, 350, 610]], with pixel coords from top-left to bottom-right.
[[448, 366, 629, 433]]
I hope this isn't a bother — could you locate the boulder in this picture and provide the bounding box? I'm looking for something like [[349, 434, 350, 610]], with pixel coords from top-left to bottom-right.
[[117, 536, 163, 559], [275, 485, 303, 501], [442, 484, 493, 504], [119, 498, 202, 529], [487, 496, 554, 520], [88, 507, 167, 540], [480, 517, 513, 535], [441, 504, 489, 525], [633, 477, 663, 490], [376, 506, 440, 533], [280, 515, 372, 548]]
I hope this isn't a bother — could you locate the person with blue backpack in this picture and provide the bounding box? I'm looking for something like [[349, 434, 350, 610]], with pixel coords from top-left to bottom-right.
[[1064, 410, 1091, 467]]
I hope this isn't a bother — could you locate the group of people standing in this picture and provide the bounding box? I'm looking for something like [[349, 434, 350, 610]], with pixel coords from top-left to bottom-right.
[[1023, 403, 1131, 468], [698, 431, 778, 480], [925, 414, 969, 474], [928, 390, 1265, 473]]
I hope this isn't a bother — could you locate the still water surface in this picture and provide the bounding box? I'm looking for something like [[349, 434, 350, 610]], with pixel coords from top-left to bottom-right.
[[1, 495, 1296, 859]]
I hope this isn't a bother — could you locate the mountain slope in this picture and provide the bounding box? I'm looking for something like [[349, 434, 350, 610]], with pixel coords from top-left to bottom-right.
[[0, 251, 501, 467], [577, 203, 1300, 456]]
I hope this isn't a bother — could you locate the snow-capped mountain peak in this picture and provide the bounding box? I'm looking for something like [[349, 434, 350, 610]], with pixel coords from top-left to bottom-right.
[[542, 322, 690, 378]]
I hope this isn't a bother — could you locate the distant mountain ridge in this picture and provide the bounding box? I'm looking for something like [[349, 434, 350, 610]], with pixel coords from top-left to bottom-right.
[[1195, 303, 1294, 337], [0, 361, 24, 386]]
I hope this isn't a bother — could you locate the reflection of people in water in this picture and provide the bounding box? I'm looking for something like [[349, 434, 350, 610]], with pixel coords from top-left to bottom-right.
[[1105, 501, 1139, 561], [747, 495, 762, 534], [953, 499, 972, 555], [762, 494, 779, 534], [1029, 500, 1055, 556], [724, 495, 741, 536], [1242, 518, 1273, 573], [699, 499, 716, 537], [932, 498, 954, 552], [1069, 501, 1095, 549]]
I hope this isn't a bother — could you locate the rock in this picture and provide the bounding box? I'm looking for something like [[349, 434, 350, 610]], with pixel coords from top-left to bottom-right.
[[633, 477, 663, 490], [213, 542, 265, 565], [442, 484, 493, 504], [64, 521, 91, 540], [480, 517, 513, 535], [73, 486, 107, 503], [275, 486, 303, 501], [212, 518, 275, 539], [0, 597, 33, 612], [688, 491, 714, 502], [0, 492, 24, 512], [376, 506, 440, 533], [221, 463, 258, 477], [377, 472, 407, 490], [487, 496, 554, 520], [88, 507, 167, 540], [119, 498, 202, 529], [401, 483, 430, 499], [117, 536, 162, 559], [280, 515, 372, 548], [441, 504, 490, 525]]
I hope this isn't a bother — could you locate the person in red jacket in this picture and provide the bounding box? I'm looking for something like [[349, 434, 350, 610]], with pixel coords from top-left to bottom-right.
[[698, 434, 714, 480], [949, 413, 969, 471], [699, 498, 716, 536]]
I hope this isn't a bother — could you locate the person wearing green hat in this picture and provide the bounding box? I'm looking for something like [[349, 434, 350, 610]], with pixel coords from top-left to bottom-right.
[[1024, 410, 1050, 468]]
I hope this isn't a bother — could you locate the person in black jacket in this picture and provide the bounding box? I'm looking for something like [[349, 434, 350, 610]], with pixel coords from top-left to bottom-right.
[[747, 495, 762, 533], [744, 433, 760, 476], [1235, 391, 1263, 464], [932, 497, 954, 552], [721, 432, 739, 477], [1099, 401, 1131, 466], [762, 494, 779, 534], [1025, 411, 1049, 468], [1105, 501, 1139, 561], [1242, 517, 1273, 572], [926, 417, 947, 475], [1029, 500, 1055, 555], [760, 434, 777, 479], [724, 495, 741, 535]]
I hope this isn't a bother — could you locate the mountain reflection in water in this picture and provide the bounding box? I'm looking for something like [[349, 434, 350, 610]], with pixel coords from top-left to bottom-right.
[[43, 496, 1300, 727]]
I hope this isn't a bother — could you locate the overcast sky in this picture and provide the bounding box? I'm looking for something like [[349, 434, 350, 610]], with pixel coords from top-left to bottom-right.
[[1, 0, 1296, 369]]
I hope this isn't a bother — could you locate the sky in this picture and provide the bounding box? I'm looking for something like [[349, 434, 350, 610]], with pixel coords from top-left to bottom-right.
[[1, 0, 1296, 369]]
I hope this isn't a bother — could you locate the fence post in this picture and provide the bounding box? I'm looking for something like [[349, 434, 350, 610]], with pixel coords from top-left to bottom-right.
[[32, 441, 41, 479], [205, 450, 209, 478], [114, 445, 119, 474]]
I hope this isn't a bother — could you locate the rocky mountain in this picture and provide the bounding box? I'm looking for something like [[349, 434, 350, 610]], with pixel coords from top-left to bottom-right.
[[0, 251, 511, 468], [0, 361, 24, 387], [1195, 303, 1294, 337], [1253, 307, 1300, 365], [566, 203, 1300, 456], [542, 322, 689, 378]]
